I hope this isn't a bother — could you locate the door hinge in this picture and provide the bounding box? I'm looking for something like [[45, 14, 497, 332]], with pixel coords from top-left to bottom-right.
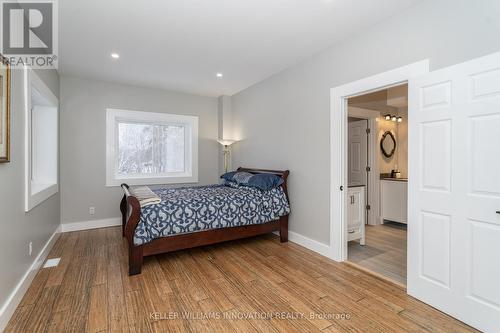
[[366, 204, 371, 210], [366, 166, 371, 172], [366, 128, 371, 134]]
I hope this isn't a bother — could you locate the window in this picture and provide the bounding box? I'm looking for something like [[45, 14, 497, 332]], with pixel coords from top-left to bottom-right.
[[106, 109, 198, 186], [25, 68, 59, 212]]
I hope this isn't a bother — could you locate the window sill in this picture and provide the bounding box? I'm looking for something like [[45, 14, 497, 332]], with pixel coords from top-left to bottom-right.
[[25, 182, 58, 212], [106, 174, 199, 187], [31, 181, 57, 195]]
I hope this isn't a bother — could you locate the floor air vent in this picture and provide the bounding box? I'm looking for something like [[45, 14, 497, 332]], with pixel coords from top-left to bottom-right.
[[43, 258, 61, 268]]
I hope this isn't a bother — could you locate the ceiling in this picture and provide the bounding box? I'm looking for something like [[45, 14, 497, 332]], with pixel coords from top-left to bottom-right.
[[59, 0, 421, 97], [349, 84, 408, 112]]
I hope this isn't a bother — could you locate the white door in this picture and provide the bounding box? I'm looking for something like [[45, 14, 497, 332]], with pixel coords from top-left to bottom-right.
[[408, 52, 500, 332], [348, 120, 368, 186]]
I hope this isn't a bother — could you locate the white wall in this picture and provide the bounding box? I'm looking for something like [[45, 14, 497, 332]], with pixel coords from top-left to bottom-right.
[[60, 76, 220, 225], [0, 69, 60, 323], [231, 0, 500, 244]]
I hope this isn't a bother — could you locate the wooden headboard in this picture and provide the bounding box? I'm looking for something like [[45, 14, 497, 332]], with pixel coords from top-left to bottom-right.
[[236, 167, 290, 201]]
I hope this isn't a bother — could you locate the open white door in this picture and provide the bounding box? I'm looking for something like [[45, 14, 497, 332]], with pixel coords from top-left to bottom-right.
[[408, 52, 500, 332], [348, 120, 368, 186]]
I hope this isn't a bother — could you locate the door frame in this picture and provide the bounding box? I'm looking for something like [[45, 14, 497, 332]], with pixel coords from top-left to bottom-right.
[[329, 60, 429, 262]]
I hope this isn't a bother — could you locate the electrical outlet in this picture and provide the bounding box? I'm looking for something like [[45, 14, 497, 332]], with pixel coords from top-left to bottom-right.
[[29, 242, 33, 256], [89, 207, 95, 215]]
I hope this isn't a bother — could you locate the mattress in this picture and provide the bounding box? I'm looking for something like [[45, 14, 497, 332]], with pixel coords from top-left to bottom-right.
[[133, 183, 290, 245]]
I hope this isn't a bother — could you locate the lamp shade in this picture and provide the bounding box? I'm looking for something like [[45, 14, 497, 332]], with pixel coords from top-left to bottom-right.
[[217, 139, 237, 146]]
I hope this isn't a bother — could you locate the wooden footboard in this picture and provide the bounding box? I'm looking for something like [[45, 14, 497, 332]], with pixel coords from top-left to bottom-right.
[[120, 183, 144, 275], [120, 168, 290, 275]]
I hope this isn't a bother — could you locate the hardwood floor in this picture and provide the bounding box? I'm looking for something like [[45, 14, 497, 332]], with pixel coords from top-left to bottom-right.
[[5, 226, 476, 332], [348, 223, 407, 285]]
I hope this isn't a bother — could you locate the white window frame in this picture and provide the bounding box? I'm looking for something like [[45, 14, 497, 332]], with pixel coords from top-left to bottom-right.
[[24, 67, 59, 212], [106, 108, 198, 186]]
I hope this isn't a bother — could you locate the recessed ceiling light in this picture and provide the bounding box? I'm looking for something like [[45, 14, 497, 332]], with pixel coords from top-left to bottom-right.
[[111, 53, 120, 59], [216, 73, 223, 78]]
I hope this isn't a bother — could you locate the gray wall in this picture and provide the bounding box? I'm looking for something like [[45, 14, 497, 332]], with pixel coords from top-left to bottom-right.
[[60, 76, 219, 224], [231, 0, 500, 244], [0, 69, 60, 313]]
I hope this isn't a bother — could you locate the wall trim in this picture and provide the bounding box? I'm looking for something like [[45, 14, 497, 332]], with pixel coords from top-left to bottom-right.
[[0, 225, 61, 332], [63, 217, 331, 257], [274, 230, 330, 258], [288, 231, 331, 258], [61, 217, 121, 232], [63, 219, 332, 258]]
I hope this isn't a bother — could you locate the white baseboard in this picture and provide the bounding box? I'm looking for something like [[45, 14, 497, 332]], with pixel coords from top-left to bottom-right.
[[274, 230, 331, 258], [62, 219, 332, 257], [0, 225, 61, 332], [61, 217, 121, 232], [287, 231, 331, 258]]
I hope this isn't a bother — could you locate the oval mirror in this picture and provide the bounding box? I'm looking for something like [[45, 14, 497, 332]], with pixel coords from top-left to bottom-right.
[[380, 131, 396, 158]]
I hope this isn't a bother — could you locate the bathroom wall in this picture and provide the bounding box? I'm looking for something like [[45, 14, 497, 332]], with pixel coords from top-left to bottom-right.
[[378, 107, 408, 177]]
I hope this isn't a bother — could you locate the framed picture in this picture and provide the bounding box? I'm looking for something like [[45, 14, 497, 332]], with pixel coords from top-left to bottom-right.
[[0, 55, 11, 163]]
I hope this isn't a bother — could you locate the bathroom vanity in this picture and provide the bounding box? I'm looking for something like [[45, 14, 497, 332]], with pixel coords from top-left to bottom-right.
[[347, 185, 365, 245], [380, 178, 407, 224]]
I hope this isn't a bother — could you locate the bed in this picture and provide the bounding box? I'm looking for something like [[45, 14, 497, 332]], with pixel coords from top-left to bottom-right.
[[120, 167, 290, 275]]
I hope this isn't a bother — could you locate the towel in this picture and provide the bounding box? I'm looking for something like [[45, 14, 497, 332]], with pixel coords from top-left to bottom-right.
[[130, 186, 161, 207]]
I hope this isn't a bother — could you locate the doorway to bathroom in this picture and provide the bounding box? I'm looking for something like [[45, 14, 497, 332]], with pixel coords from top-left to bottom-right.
[[345, 84, 409, 286]]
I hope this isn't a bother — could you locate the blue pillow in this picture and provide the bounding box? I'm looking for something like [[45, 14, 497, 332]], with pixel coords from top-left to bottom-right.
[[233, 172, 253, 184], [247, 174, 284, 191], [220, 171, 238, 182], [221, 171, 284, 191]]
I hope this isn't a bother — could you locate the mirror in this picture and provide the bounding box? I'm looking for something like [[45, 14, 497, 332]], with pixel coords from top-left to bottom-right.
[[380, 131, 396, 158]]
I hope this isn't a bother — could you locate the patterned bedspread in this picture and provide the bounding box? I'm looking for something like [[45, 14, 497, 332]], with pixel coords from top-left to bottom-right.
[[133, 183, 290, 245]]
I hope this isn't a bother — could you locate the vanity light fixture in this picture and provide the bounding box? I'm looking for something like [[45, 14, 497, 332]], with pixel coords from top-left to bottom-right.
[[384, 114, 403, 123], [111, 53, 120, 59]]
